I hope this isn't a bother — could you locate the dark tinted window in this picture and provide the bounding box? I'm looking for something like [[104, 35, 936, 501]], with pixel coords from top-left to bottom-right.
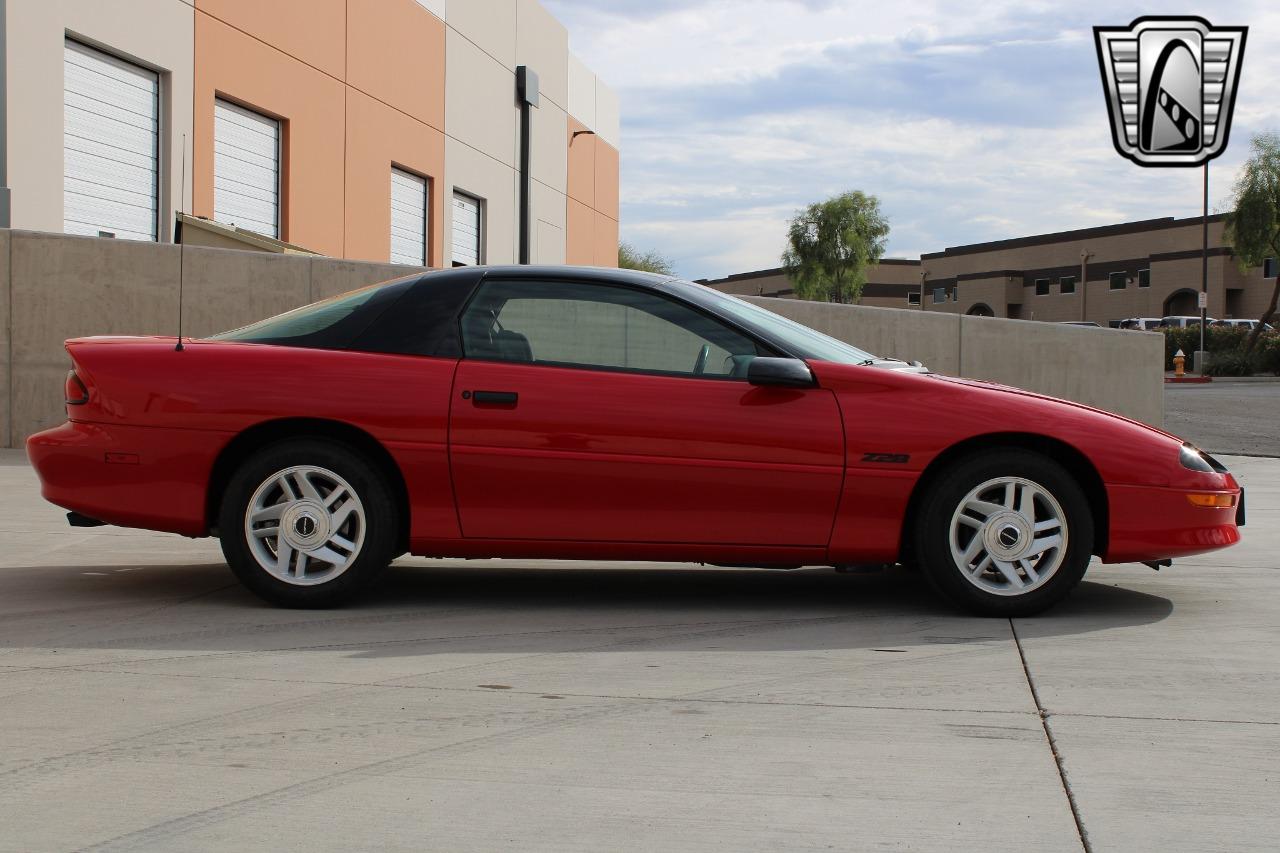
[[1138, 268, 1151, 288], [1109, 271, 1127, 290], [1059, 275, 1075, 294], [349, 270, 479, 357], [1034, 278, 1050, 295], [206, 277, 414, 349], [461, 279, 765, 378]]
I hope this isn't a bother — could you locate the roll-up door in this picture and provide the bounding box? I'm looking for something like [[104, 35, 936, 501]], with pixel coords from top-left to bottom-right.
[[451, 191, 481, 266], [214, 99, 280, 238], [63, 40, 159, 241], [390, 168, 428, 266]]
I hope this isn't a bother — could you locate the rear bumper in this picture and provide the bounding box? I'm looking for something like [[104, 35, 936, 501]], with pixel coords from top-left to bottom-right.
[[1103, 482, 1241, 563], [26, 420, 230, 537]]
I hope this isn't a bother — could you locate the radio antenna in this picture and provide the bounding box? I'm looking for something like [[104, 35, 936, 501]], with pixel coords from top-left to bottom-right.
[[175, 133, 187, 352]]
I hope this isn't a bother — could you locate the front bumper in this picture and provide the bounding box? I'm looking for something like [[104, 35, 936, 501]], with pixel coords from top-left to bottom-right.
[[1104, 482, 1242, 563]]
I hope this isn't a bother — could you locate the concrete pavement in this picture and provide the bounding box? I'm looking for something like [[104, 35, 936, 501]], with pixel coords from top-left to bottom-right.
[[0, 449, 1276, 851], [1165, 382, 1280, 456]]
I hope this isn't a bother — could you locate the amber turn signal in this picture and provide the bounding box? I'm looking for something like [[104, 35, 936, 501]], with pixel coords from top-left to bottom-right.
[[1186, 493, 1237, 508]]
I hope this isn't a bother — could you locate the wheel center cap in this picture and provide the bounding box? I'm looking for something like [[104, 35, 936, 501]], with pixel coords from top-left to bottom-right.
[[984, 512, 1032, 561], [281, 502, 330, 549]]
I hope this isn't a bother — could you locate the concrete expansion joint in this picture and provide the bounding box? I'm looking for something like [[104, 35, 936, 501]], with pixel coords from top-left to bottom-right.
[[1010, 618, 1091, 853]]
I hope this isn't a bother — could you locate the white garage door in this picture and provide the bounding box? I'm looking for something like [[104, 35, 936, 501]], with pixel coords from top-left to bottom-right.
[[451, 191, 481, 266], [214, 99, 279, 238], [63, 40, 159, 241], [390, 168, 428, 266]]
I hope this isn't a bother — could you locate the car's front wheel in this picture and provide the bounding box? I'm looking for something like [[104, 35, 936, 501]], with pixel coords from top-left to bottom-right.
[[914, 450, 1094, 617], [218, 439, 399, 607]]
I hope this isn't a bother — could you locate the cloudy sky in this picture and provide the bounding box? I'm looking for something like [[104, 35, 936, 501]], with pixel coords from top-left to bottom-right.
[[542, 1, 1280, 280]]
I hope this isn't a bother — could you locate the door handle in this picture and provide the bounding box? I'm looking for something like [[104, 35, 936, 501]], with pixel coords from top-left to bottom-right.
[[470, 390, 518, 406]]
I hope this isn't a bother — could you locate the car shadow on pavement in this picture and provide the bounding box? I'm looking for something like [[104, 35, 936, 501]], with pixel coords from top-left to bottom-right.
[[0, 560, 1173, 658]]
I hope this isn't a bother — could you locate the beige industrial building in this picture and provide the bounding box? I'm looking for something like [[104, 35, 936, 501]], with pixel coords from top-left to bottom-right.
[[704, 214, 1276, 326], [0, 0, 619, 268]]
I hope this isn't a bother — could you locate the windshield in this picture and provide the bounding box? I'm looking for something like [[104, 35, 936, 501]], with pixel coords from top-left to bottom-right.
[[665, 280, 880, 365], [206, 276, 415, 348]]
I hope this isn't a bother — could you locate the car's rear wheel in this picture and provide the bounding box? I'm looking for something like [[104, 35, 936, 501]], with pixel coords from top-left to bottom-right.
[[218, 439, 399, 607], [914, 450, 1093, 617]]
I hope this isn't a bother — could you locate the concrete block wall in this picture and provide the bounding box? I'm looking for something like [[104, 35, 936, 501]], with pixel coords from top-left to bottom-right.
[[748, 297, 1164, 427], [3, 230, 1164, 448], [4, 231, 420, 446]]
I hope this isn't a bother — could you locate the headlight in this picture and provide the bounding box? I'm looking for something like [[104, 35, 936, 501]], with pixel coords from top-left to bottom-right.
[[1180, 444, 1228, 473]]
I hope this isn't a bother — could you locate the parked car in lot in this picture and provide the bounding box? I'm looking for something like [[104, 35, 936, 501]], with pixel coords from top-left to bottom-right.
[[27, 266, 1244, 617], [1161, 315, 1218, 328], [1119, 317, 1162, 330], [1211, 319, 1275, 332]]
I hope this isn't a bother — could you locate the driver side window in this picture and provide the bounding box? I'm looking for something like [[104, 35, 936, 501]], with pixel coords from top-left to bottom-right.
[[460, 279, 763, 378]]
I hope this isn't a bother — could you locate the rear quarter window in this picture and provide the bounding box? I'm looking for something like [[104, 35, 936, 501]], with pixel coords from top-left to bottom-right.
[[206, 277, 416, 350]]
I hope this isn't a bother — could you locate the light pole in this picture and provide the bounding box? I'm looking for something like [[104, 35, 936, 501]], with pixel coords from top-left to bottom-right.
[[919, 269, 928, 311], [1199, 162, 1209, 374], [1079, 249, 1093, 322]]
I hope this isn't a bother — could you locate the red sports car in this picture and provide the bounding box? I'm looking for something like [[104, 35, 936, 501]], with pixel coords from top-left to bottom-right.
[[27, 266, 1243, 615]]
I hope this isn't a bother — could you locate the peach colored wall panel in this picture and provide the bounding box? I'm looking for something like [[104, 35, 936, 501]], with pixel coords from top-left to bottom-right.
[[194, 14, 347, 256], [566, 197, 594, 266], [593, 211, 618, 267], [195, 0, 345, 78], [346, 0, 445, 130], [566, 117, 595, 208], [344, 90, 445, 265], [594, 140, 619, 221]]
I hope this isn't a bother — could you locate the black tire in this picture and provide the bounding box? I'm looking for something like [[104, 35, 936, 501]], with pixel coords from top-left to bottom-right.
[[218, 438, 400, 608], [913, 449, 1094, 617]]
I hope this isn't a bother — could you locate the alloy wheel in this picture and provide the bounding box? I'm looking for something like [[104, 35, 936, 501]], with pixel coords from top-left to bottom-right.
[[244, 465, 366, 586], [948, 476, 1068, 597]]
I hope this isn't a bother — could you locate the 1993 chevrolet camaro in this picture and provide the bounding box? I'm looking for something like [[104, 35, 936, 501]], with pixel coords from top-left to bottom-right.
[[27, 266, 1243, 616]]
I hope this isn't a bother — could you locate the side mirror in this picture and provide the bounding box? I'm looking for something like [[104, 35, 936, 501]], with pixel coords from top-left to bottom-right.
[[747, 357, 815, 388]]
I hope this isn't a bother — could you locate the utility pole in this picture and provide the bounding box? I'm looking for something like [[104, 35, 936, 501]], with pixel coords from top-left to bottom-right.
[[919, 269, 928, 311]]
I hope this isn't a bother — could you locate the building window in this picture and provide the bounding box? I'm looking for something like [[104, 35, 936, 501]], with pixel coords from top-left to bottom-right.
[[1034, 278, 1050, 296], [63, 40, 159, 241], [1059, 275, 1076, 294], [908, 291, 921, 306], [932, 287, 948, 304], [451, 191, 482, 266], [214, 99, 280, 239], [1138, 268, 1151, 288], [390, 167, 429, 266], [1109, 271, 1127, 290]]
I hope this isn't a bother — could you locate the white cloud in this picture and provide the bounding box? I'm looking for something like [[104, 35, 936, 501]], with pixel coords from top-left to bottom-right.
[[545, 0, 1280, 278]]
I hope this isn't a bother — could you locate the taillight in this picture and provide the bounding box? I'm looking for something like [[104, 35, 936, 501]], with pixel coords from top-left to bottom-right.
[[65, 370, 89, 405]]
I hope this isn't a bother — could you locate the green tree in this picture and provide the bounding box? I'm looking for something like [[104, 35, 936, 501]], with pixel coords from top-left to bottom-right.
[[1225, 133, 1280, 356], [781, 190, 889, 303], [618, 242, 674, 275]]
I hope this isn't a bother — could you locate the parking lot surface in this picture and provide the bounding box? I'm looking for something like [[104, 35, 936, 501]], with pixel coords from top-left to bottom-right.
[[1165, 381, 1280, 456], [1, 449, 1276, 852]]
